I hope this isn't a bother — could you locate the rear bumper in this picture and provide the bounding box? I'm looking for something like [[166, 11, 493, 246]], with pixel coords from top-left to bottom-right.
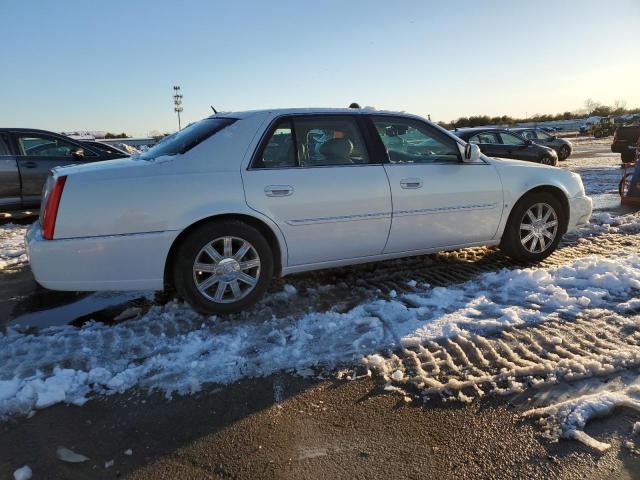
[[26, 221, 179, 291], [566, 195, 592, 233]]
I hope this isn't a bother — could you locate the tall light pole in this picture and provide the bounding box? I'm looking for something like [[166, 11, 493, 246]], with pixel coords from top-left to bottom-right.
[[173, 85, 183, 130]]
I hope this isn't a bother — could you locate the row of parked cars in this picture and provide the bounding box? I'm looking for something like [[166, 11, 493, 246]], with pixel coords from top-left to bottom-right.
[[0, 124, 572, 212], [19, 107, 592, 314]]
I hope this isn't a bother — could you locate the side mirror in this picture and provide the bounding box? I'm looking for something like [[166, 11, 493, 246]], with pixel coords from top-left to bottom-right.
[[525, 139, 533, 146], [463, 143, 481, 162], [71, 148, 85, 159]]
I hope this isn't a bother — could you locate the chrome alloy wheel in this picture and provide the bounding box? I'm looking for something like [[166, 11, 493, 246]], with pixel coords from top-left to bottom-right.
[[541, 156, 556, 166], [192, 236, 261, 303], [519, 203, 558, 254]]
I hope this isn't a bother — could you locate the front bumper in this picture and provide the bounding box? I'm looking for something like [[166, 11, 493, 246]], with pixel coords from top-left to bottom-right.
[[26, 221, 179, 291], [566, 195, 592, 233]]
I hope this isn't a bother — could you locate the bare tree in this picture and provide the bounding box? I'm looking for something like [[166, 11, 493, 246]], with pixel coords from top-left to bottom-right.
[[614, 98, 627, 112], [584, 98, 601, 115]]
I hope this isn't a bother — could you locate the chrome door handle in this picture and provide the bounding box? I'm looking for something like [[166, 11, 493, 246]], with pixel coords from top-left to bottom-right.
[[264, 185, 294, 197], [400, 178, 423, 189]]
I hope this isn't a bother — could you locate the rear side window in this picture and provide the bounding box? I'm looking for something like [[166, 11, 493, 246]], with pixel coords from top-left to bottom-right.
[[139, 117, 236, 160], [258, 119, 297, 168], [0, 134, 11, 155]]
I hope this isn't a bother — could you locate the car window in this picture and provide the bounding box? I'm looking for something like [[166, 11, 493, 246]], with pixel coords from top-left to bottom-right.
[[0, 134, 11, 155], [535, 129, 552, 140], [520, 130, 538, 140], [372, 117, 460, 164], [469, 132, 500, 145], [257, 119, 297, 168], [499, 132, 526, 145], [139, 117, 236, 161], [17, 135, 82, 157], [293, 116, 369, 167]]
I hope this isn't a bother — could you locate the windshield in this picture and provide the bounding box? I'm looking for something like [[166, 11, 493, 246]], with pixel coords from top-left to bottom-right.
[[139, 117, 236, 160]]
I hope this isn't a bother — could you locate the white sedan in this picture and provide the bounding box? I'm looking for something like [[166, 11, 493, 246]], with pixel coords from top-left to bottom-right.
[[26, 108, 592, 314]]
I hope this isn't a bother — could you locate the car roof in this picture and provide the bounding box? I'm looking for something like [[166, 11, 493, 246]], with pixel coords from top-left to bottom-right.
[[452, 127, 508, 138], [0, 127, 80, 138], [211, 107, 425, 121]]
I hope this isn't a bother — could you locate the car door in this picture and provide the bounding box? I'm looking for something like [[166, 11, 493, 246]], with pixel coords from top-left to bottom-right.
[[12, 131, 98, 205], [242, 115, 392, 266], [468, 131, 505, 158], [0, 133, 21, 209], [369, 116, 503, 253], [498, 131, 536, 161]]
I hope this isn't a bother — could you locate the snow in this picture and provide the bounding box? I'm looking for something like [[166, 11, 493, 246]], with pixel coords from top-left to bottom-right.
[[13, 465, 32, 480], [1, 247, 638, 421], [0, 224, 28, 271], [56, 446, 89, 463]]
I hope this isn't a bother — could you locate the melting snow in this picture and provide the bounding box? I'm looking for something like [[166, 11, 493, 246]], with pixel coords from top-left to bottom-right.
[[0, 224, 28, 271]]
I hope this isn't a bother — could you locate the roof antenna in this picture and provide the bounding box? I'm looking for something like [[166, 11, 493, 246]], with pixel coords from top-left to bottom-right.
[[349, 102, 361, 109], [211, 106, 218, 114]]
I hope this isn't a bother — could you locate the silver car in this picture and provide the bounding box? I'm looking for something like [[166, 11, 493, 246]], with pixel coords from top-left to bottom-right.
[[26, 108, 592, 314]]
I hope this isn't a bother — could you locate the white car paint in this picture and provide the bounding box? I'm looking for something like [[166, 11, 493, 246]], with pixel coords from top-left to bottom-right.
[[26, 108, 592, 292]]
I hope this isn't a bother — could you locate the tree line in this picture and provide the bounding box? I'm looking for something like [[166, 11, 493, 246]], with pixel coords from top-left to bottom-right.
[[439, 99, 640, 129]]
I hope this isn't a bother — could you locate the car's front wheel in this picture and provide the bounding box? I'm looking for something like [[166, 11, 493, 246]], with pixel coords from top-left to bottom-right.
[[558, 145, 571, 161], [173, 220, 274, 315], [500, 192, 564, 262], [540, 155, 557, 166]]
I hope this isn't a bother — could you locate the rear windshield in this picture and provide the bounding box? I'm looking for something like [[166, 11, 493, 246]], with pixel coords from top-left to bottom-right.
[[139, 117, 236, 160]]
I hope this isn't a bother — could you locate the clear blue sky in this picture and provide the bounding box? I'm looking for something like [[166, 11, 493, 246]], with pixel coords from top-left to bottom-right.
[[2, 0, 639, 136]]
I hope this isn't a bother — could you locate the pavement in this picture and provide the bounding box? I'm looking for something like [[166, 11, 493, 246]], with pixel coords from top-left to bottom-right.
[[2, 139, 640, 479]]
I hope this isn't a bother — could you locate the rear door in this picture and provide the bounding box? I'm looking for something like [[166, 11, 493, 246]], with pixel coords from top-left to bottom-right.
[[242, 115, 392, 266], [13, 131, 98, 205], [0, 133, 21, 209], [369, 116, 503, 253]]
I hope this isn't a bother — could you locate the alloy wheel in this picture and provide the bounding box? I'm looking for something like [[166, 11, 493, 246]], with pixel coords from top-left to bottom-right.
[[519, 203, 558, 254], [192, 236, 261, 303]]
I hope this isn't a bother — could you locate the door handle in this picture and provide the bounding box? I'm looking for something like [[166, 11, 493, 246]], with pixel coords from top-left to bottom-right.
[[400, 178, 423, 189], [264, 185, 294, 197], [22, 161, 37, 168]]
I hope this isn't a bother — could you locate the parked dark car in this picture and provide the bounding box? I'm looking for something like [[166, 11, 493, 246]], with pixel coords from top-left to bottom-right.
[[510, 127, 573, 160], [452, 128, 558, 166], [612, 125, 640, 164], [0, 128, 127, 211]]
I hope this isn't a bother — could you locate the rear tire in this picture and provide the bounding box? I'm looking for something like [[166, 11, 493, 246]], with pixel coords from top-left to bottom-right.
[[622, 152, 636, 164], [500, 192, 565, 262], [173, 220, 274, 315]]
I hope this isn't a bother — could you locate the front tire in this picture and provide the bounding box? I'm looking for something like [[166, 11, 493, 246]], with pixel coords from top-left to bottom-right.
[[540, 155, 557, 166], [558, 145, 571, 161], [173, 220, 274, 315], [500, 192, 565, 262]]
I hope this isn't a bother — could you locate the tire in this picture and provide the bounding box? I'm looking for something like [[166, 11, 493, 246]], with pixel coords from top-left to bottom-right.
[[540, 155, 557, 166], [500, 192, 565, 262], [622, 152, 636, 164], [558, 145, 571, 161], [173, 220, 274, 315]]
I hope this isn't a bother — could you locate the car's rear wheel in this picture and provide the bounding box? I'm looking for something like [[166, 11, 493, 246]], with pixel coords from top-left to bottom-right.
[[558, 145, 571, 161], [500, 192, 564, 262], [622, 152, 636, 164], [173, 220, 274, 315]]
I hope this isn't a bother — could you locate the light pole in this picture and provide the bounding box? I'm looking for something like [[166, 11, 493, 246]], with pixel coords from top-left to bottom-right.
[[173, 85, 183, 130]]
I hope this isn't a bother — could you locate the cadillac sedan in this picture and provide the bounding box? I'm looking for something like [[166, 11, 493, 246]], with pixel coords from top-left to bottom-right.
[[26, 108, 592, 314]]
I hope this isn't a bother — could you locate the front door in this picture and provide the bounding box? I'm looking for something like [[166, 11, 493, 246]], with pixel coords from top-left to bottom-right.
[[242, 115, 392, 266], [368, 116, 503, 253]]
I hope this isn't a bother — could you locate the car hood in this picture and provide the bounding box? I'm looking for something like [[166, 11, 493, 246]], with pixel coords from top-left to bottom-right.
[[486, 156, 555, 169]]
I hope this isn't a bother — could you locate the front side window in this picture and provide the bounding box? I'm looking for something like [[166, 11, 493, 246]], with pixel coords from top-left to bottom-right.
[[372, 117, 460, 164], [139, 117, 236, 161], [17, 135, 84, 157], [520, 130, 537, 140], [257, 119, 297, 168], [535, 129, 553, 140], [469, 132, 500, 145], [294, 116, 369, 166], [499, 132, 526, 145]]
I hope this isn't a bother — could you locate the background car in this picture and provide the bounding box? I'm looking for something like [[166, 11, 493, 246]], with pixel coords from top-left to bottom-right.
[[0, 128, 127, 211], [27, 108, 591, 315], [453, 128, 558, 165], [510, 127, 573, 160], [80, 140, 131, 157]]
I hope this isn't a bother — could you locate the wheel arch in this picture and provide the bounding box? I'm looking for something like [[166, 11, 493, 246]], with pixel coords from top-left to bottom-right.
[[506, 185, 570, 236], [163, 213, 285, 290]]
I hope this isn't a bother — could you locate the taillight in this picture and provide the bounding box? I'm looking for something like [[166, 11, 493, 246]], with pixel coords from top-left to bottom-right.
[[42, 175, 67, 240]]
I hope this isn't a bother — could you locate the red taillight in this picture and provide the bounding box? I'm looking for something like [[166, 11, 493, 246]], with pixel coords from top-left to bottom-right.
[[42, 175, 67, 240]]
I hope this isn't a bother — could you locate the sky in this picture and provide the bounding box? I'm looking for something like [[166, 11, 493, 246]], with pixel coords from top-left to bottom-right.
[[1, 0, 639, 136]]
